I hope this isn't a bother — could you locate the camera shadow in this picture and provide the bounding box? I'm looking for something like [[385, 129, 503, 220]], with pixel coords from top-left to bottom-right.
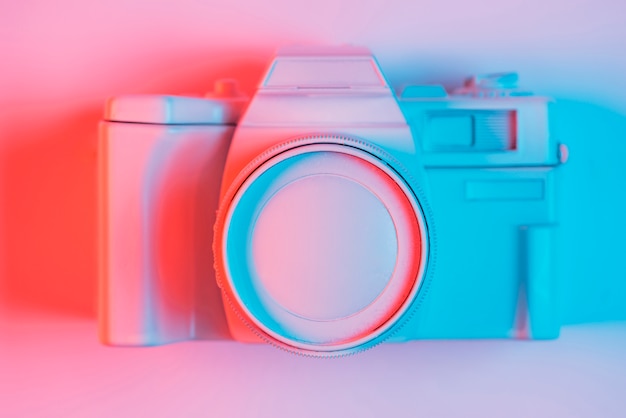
[[0, 52, 268, 326]]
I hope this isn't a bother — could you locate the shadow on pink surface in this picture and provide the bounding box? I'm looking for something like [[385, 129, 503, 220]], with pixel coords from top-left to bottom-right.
[[0, 56, 269, 320], [1, 106, 99, 317]]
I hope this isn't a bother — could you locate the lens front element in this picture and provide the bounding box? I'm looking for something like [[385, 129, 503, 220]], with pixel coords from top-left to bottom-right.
[[215, 139, 428, 355]]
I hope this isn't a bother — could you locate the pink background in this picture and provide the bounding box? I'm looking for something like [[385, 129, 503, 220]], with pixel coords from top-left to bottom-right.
[[1, 0, 625, 416]]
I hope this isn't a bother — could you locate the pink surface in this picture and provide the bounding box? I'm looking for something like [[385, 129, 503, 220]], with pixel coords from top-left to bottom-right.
[[1, 0, 624, 320], [1, 312, 625, 417], [1, 0, 626, 415]]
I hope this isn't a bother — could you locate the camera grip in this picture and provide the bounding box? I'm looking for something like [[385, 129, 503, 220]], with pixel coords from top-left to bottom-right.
[[98, 122, 232, 345]]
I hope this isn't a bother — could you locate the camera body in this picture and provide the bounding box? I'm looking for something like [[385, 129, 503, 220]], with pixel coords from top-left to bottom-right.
[[99, 47, 564, 355]]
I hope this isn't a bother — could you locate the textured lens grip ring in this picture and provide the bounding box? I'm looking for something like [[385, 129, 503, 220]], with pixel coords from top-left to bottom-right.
[[213, 134, 437, 357]]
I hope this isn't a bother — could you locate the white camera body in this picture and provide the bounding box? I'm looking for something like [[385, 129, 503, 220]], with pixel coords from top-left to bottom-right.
[[99, 47, 564, 356]]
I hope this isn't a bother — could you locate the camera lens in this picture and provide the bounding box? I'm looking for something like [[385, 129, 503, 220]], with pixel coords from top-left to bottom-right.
[[215, 139, 429, 356]]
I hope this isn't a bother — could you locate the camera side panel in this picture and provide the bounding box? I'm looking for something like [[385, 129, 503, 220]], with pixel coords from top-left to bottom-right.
[[391, 167, 559, 340]]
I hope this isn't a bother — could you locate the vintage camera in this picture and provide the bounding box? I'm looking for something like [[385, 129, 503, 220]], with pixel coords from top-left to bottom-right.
[[99, 47, 565, 356]]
